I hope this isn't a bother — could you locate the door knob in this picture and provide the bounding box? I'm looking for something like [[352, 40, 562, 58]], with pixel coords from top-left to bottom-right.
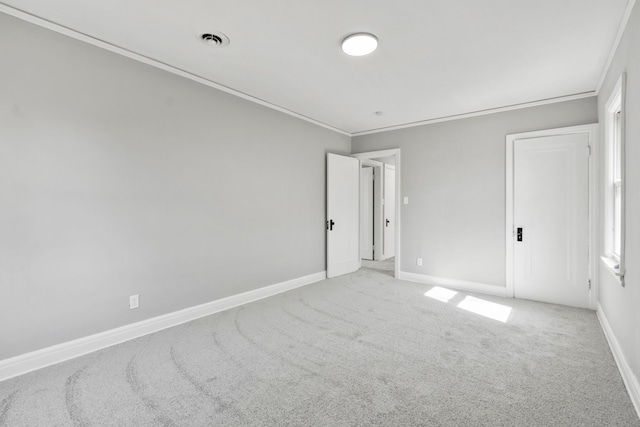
[[327, 219, 335, 231], [386, 219, 390, 227], [517, 227, 523, 242]]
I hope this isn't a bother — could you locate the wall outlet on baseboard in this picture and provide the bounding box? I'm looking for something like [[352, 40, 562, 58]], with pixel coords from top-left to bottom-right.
[[417, 258, 423, 266], [129, 294, 139, 310]]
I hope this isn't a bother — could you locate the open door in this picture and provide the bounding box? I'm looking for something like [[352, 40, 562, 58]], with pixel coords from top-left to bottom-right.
[[383, 164, 396, 259], [360, 166, 374, 260], [327, 153, 360, 278]]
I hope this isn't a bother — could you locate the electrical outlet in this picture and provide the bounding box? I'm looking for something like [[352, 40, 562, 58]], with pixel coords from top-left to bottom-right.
[[129, 294, 139, 310], [417, 258, 423, 266]]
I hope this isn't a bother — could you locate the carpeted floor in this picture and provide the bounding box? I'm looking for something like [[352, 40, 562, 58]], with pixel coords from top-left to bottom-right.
[[361, 257, 394, 276], [1, 267, 638, 426]]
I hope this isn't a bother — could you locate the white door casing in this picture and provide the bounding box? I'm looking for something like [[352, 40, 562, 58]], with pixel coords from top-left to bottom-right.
[[373, 164, 384, 261], [352, 149, 401, 278], [360, 167, 374, 260], [383, 164, 396, 259], [506, 125, 597, 309], [327, 153, 360, 278]]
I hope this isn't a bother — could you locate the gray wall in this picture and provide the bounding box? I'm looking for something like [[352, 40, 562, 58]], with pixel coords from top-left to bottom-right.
[[352, 98, 597, 287], [597, 1, 640, 390], [0, 13, 350, 360]]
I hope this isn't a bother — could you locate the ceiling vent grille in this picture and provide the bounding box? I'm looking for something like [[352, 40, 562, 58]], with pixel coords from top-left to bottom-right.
[[201, 32, 230, 47]]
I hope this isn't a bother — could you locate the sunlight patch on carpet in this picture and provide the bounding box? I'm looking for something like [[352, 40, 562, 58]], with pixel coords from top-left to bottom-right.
[[424, 286, 458, 303], [457, 296, 512, 323]]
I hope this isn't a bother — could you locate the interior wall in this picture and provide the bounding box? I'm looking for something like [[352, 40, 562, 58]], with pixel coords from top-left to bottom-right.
[[0, 13, 350, 360], [597, 0, 640, 391], [352, 97, 597, 287]]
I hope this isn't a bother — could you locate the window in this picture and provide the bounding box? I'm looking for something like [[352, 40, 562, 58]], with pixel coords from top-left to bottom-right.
[[612, 109, 622, 259], [604, 74, 625, 271]]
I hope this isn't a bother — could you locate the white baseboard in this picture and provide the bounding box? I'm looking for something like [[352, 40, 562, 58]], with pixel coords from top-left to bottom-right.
[[398, 271, 509, 297], [597, 304, 640, 418], [0, 271, 326, 382]]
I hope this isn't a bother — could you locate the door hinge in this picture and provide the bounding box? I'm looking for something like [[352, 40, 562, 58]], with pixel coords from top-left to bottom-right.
[[588, 279, 592, 290]]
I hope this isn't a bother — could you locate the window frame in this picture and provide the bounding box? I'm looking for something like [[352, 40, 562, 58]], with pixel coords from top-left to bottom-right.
[[612, 109, 622, 261], [604, 74, 625, 272]]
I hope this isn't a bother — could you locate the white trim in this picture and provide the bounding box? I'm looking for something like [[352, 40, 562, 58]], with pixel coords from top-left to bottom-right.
[[381, 163, 396, 260], [604, 74, 627, 286], [0, 271, 326, 382], [597, 304, 640, 418], [353, 149, 400, 159], [352, 149, 401, 278], [398, 271, 509, 298], [1, 1, 619, 139], [360, 159, 384, 168], [4, 0, 633, 139], [352, 92, 595, 137], [0, 4, 350, 137], [595, 0, 637, 94], [505, 124, 599, 309], [505, 136, 515, 299], [600, 256, 624, 285]]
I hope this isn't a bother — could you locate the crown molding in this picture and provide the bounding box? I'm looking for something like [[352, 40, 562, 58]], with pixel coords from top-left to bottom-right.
[[595, 0, 637, 94], [352, 92, 596, 137], [0, 4, 351, 137], [3, 1, 633, 139]]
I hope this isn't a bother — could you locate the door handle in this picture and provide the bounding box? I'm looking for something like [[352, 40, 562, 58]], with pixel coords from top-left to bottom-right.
[[517, 227, 523, 242], [386, 219, 390, 227], [327, 219, 335, 231]]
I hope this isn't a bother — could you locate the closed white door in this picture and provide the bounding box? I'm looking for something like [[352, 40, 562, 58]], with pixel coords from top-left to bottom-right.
[[327, 153, 360, 278], [513, 132, 590, 308], [360, 167, 374, 260], [383, 164, 396, 259]]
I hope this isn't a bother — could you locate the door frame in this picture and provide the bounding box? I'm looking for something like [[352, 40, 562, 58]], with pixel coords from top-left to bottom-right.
[[360, 166, 374, 260], [382, 164, 396, 260], [353, 149, 401, 279], [505, 124, 598, 309], [360, 159, 385, 261]]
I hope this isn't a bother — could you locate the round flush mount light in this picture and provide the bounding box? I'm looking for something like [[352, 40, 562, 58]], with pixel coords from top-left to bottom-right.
[[201, 32, 230, 47], [341, 33, 378, 56]]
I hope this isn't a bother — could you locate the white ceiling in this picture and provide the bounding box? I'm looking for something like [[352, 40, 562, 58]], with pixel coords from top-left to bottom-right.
[[1, 0, 631, 135]]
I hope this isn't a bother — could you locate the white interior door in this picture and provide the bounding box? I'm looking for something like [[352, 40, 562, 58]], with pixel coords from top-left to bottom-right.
[[373, 164, 384, 261], [360, 167, 374, 260], [327, 153, 360, 278], [383, 164, 396, 259], [513, 133, 590, 308]]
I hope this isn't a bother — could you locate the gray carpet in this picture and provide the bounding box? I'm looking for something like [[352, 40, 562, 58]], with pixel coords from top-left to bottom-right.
[[361, 257, 394, 275], [1, 267, 638, 426]]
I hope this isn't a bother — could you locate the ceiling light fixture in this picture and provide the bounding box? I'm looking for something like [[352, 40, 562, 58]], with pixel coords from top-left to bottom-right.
[[341, 33, 378, 56]]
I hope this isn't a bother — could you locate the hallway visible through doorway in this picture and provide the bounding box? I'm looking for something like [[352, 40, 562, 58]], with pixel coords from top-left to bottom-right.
[[361, 257, 395, 276]]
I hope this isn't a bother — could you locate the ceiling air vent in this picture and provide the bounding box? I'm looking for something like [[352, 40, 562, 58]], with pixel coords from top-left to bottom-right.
[[201, 32, 230, 47]]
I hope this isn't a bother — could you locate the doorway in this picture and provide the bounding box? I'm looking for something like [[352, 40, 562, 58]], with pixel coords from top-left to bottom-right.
[[506, 125, 597, 309], [353, 149, 401, 279]]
